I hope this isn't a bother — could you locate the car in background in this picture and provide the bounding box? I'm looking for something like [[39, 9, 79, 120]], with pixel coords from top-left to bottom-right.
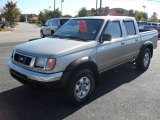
[[137, 21, 147, 29], [0, 21, 5, 28], [40, 18, 69, 38], [156, 26, 160, 38], [147, 22, 160, 27]]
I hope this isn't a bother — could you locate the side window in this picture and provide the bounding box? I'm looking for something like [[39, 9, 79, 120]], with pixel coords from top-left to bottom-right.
[[48, 20, 52, 26], [45, 20, 49, 26], [51, 19, 59, 26], [124, 21, 136, 36], [60, 19, 68, 25], [104, 21, 122, 38]]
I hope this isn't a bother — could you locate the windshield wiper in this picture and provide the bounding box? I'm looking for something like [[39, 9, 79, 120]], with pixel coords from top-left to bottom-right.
[[63, 35, 84, 41], [52, 35, 64, 39], [52, 35, 87, 41]]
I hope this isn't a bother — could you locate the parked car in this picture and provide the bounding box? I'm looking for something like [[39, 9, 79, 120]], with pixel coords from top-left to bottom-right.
[[147, 22, 160, 27], [139, 25, 160, 38], [156, 26, 160, 38], [137, 21, 147, 29], [40, 18, 69, 38], [9, 16, 158, 104], [0, 21, 5, 28]]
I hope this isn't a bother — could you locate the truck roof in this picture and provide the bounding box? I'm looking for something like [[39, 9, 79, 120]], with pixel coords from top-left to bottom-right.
[[72, 16, 135, 21]]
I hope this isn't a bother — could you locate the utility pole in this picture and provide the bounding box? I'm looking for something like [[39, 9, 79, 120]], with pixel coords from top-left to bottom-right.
[[100, 0, 102, 14], [25, 14, 28, 22]]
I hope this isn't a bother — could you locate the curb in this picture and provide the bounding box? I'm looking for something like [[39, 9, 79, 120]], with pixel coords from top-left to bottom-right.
[[0, 31, 11, 34]]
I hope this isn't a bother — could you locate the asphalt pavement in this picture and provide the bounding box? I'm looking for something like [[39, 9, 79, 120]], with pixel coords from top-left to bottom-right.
[[0, 23, 160, 120]]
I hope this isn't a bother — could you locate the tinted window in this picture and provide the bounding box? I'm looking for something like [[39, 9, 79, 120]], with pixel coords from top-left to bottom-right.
[[124, 21, 136, 35], [104, 21, 122, 38], [152, 23, 157, 26], [60, 19, 69, 25]]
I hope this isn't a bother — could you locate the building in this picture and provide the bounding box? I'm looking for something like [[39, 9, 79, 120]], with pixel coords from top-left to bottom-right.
[[88, 7, 135, 17], [31, 14, 38, 21]]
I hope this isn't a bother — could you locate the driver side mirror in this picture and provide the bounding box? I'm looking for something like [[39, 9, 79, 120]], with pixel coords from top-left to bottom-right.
[[100, 34, 112, 43]]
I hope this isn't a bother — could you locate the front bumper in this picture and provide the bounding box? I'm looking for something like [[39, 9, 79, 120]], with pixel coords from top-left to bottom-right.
[[8, 60, 63, 82]]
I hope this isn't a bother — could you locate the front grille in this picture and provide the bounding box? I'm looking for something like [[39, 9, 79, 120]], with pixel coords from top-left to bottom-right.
[[13, 53, 32, 66]]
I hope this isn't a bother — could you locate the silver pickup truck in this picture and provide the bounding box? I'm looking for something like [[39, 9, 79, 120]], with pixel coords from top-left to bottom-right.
[[8, 16, 158, 104]]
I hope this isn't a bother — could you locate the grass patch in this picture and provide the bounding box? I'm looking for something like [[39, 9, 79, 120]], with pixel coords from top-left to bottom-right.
[[0, 27, 9, 32]]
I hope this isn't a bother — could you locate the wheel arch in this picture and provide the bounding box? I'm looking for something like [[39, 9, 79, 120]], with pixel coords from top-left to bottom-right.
[[142, 41, 153, 57], [65, 57, 99, 85]]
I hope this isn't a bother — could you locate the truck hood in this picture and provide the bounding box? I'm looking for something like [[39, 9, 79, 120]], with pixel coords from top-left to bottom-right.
[[15, 38, 96, 57]]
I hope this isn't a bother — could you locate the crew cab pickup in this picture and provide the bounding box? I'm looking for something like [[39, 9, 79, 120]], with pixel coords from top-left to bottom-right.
[[8, 16, 158, 104]]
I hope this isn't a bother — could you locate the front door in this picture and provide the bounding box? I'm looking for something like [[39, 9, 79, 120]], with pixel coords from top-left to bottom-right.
[[97, 20, 127, 72]]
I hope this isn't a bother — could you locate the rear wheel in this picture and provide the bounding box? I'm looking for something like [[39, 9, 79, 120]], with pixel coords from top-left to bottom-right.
[[136, 48, 151, 71], [65, 69, 95, 104]]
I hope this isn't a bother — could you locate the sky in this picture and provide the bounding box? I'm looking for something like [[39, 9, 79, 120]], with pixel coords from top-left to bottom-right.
[[0, 0, 160, 18]]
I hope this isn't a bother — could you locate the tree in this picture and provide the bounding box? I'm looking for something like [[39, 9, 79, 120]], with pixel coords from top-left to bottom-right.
[[20, 14, 26, 22], [62, 14, 72, 18], [135, 11, 148, 21], [2, 1, 21, 22], [78, 7, 88, 17], [38, 8, 62, 24], [149, 12, 158, 22]]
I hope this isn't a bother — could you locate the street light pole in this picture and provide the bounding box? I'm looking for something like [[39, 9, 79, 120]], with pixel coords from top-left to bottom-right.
[[142, 6, 146, 13], [96, 0, 98, 15], [54, 0, 56, 11], [61, 0, 64, 15]]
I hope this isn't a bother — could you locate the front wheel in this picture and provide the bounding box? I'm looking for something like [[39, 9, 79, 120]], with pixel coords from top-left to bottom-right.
[[65, 69, 95, 104], [40, 31, 45, 38], [136, 48, 151, 71]]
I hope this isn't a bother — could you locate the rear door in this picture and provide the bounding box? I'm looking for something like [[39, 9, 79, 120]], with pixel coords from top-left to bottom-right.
[[123, 20, 141, 59], [97, 20, 128, 71]]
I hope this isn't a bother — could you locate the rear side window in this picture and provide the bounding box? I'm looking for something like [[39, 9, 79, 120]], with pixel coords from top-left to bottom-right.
[[124, 21, 136, 35], [104, 21, 122, 38], [60, 19, 69, 25]]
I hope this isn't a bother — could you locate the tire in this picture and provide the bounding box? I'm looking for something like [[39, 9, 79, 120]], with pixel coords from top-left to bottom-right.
[[40, 31, 45, 38], [65, 69, 95, 104], [136, 48, 151, 71], [51, 30, 54, 36]]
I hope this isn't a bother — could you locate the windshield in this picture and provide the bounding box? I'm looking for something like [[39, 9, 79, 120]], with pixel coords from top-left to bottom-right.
[[53, 19, 103, 41]]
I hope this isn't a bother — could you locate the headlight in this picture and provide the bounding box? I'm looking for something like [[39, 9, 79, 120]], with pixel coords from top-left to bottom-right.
[[46, 59, 56, 70], [34, 57, 56, 70], [34, 57, 47, 69]]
